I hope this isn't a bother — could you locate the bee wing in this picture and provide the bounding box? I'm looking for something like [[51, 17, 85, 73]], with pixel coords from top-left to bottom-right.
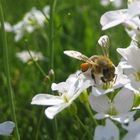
[[64, 50, 93, 63]]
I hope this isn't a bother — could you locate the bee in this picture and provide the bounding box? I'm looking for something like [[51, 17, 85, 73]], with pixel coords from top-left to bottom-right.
[[64, 49, 116, 84]]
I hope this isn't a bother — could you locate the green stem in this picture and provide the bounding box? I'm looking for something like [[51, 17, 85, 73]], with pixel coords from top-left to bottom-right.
[[0, 1, 20, 140], [49, 0, 57, 140], [26, 45, 47, 78], [35, 107, 44, 140], [85, 103, 98, 126], [74, 115, 91, 136], [49, 0, 57, 69]]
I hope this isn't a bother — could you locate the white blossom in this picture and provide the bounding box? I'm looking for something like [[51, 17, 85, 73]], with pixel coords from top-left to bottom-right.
[[11, 6, 50, 42], [89, 88, 135, 123], [94, 119, 119, 140], [117, 40, 140, 93], [31, 71, 93, 119], [0, 121, 15, 136], [100, 0, 122, 8], [123, 118, 140, 140], [100, 0, 140, 42], [16, 50, 44, 63]]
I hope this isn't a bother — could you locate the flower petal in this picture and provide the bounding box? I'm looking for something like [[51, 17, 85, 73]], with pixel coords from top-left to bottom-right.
[[117, 40, 140, 70], [100, 9, 127, 30], [128, 0, 140, 17], [31, 94, 63, 105], [111, 111, 136, 124], [70, 78, 93, 102], [94, 119, 119, 140], [0, 121, 15, 136], [51, 82, 69, 93], [45, 103, 69, 119], [113, 88, 134, 113], [92, 86, 114, 96], [89, 94, 110, 113], [94, 113, 109, 120]]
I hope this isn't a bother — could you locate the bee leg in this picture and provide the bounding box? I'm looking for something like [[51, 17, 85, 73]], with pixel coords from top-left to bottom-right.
[[101, 77, 106, 83], [113, 74, 117, 84], [91, 72, 96, 84]]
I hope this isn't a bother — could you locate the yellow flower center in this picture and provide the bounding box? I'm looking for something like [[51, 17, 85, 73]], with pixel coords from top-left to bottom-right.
[[63, 94, 69, 103], [107, 104, 118, 116], [128, 0, 135, 4], [135, 72, 140, 81]]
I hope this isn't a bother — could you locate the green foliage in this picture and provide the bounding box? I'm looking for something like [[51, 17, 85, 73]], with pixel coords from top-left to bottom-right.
[[0, 0, 131, 139]]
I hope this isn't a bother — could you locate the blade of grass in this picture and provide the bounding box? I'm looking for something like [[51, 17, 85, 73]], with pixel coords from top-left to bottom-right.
[[0, 1, 20, 140], [49, 0, 58, 140]]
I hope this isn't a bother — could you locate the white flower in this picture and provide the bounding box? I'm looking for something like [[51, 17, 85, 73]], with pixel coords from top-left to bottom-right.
[[89, 88, 135, 123], [0, 121, 15, 136], [117, 40, 140, 93], [94, 119, 119, 140], [31, 72, 93, 119], [16, 50, 44, 63], [123, 118, 140, 140], [12, 6, 50, 42], [100, 0, 122, 8], [91, 64, 130, 96], [100, 0, 140, 30], [123, 17, 140, 42], [4, 22, 13, 32]]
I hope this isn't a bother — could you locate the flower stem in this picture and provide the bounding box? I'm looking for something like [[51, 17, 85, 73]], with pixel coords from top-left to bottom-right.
[[85, 102, 98, 126], [0, 1, 20, 140], [74, 115, 91, 137], [49, 0, 57, 69], [49, 0, 58, 140], [26, 44, 47, 78], [35, 107, 44, 140]]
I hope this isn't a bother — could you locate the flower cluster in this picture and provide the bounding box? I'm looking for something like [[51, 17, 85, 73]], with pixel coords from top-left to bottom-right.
[[4, 5, 50, 42], [31, 0, 140, 139]]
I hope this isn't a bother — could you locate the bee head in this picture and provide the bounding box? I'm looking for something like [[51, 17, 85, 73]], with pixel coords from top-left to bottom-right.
[[102, 65, 115, 82]]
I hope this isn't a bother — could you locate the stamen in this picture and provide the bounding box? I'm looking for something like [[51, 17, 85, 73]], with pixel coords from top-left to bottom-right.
[[63, 95, 69, 103], [135, 72, 140, 81], [107, 104, 118, 116]]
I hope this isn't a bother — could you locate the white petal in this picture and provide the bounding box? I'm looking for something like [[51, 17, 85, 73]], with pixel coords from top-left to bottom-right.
[[123, 128, 140, 140], [113, 68, 130, 90], [51, 72, 78, 94], [117, 40, 140, 70], [100, 9, 127, 30], [113, 88, 134, 113], [31, 94, 63, 105], [89, 94, 110, 113], [124, 118, 140, 131], [94, 119, 119, 140], [0, 121, 15, 136], [45, 103, 68, 119], [128, 0, 140, 17], [51, 82, 69, 93], [92, 86, 114, 96], [111, 111, 136, 124], [94, 113, 109, 120], [129, 75, 140, 92], [70, 79, 93, 102]]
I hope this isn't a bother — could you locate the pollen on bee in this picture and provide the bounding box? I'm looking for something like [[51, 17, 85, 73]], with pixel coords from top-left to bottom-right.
[[80, 63, 91, 72]]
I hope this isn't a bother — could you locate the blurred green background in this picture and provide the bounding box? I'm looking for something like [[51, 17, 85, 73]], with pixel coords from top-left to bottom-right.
[[0, 0, 130, 139]]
